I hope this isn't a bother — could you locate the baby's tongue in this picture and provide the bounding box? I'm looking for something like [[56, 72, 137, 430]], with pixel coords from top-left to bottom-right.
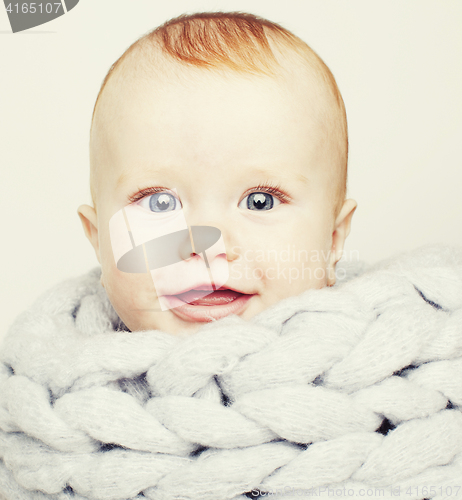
[[178, 289, 243, 306]]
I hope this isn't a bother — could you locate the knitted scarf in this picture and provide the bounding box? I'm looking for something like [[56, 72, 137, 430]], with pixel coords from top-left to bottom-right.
[[1, 245, 462, 500]]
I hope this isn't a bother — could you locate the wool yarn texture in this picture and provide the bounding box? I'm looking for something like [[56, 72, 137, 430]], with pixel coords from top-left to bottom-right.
[[1, 244, 462, 500]]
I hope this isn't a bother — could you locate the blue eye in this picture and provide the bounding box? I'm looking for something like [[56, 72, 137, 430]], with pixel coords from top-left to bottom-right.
[[139, 192, 182, 213], [239, 192, 281, 211]]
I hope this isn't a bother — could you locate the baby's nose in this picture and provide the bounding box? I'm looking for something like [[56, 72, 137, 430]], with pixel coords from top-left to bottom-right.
[[179, 226, 226, 265]]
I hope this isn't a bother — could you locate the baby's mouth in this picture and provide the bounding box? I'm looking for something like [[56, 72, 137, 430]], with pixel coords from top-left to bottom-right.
[[162, 286, 255, 322], [175, 288, 245, 306]]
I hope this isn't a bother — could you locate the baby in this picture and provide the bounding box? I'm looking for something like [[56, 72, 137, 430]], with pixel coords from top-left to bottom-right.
[[77, 11, 357, 336]]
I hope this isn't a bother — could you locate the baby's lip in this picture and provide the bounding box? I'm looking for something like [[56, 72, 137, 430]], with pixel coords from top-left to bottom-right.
[[163, 288, 255, 322], [173, 283, 249, 295]]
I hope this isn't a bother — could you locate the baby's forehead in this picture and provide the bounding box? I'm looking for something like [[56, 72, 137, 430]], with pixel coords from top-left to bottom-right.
[[93, 53, 335, 151], [95, 67, 330, 170], [91, 51, 345, 211], [96, 34, 336, 112]]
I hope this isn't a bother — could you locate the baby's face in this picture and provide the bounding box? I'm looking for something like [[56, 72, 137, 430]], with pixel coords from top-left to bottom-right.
[[80, 67, 355, 335]]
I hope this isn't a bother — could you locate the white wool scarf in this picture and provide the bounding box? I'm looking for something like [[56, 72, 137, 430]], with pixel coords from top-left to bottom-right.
[[1, 245, 462, 500]]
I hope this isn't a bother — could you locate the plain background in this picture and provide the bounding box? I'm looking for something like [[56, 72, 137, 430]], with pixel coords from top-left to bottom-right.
[[1, 0, 461, 343]]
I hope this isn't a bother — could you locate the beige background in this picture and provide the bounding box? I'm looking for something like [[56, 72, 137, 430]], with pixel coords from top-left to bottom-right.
[[1, 0, 461, 344]]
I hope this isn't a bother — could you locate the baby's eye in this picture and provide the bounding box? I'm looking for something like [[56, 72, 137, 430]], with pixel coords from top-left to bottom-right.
[[138, 192, 182, 213], [238, 192, 281, 211]]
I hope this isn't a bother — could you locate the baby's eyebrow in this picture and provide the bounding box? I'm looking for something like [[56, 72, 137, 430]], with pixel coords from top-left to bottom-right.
[[116, 166, 173, 191], [240, 167, 310, 186], [115, 165, 309, 192]]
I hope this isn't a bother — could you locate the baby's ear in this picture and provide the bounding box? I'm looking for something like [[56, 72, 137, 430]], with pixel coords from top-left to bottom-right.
[[77, 204, 101, 264], [327, 199, 357, 286]]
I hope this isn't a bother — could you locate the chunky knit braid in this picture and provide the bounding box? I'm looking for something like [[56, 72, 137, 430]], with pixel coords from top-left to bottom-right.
[[1, 245, 462, 500]]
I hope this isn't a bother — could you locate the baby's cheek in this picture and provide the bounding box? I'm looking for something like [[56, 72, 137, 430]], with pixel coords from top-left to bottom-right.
[[99, 224, 162, 329], [105, 269, 159, 315], [266, 259, 328, 298]]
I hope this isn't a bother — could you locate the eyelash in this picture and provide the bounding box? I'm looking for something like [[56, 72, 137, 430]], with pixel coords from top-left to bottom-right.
[[127, 181, 292, 205], [128, 186, 171, 204], [244, 182, 292, 204]]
